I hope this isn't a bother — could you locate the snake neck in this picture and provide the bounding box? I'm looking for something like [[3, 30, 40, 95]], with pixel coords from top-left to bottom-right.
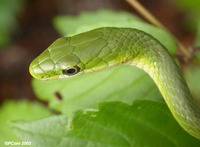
[[132, 31, 200, 139], [102, 28, 200, 139]]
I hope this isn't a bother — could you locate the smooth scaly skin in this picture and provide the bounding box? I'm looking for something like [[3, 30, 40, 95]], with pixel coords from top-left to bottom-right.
[[29, 27, 200, 139]]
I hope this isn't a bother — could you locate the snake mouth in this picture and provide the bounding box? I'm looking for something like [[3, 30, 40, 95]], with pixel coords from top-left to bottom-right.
[[29, 60, 54, 80], [29, 64, 39, 80]]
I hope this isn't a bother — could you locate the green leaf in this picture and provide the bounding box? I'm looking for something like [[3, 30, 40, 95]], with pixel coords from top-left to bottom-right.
[[183, 64, 200, 100], [13, 115, 68, 147], [13, 100, 200, 147], [32, 65, 162, 114], [53, 9, 141, 36], [0, 100, 51, 145], [53, 9, 176, 54]]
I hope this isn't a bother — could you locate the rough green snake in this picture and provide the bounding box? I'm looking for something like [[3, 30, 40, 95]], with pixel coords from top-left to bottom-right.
[[29, 27, 200, 139]]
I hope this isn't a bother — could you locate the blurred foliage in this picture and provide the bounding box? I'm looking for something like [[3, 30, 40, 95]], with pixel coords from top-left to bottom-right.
[[173, 0, 200, 34], [0, 100, 51, 145], [0, 0, 25, 47], [184, 54, 200, 100], [54, 9, 176, 54], [194, 22, 200, 46], [173, 0, 200, 14], [184, 65, 200, 99]]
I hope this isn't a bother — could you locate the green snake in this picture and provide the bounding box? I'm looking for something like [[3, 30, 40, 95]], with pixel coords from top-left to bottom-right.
[[29, 27, 200, 139]]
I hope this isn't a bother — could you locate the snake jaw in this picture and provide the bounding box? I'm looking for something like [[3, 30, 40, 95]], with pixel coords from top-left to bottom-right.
[[29, 60, 43, 80], [29, 63, 55, 80]]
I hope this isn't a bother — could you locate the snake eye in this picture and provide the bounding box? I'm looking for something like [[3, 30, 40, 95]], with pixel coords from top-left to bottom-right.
[[62, 66, 80, 75]]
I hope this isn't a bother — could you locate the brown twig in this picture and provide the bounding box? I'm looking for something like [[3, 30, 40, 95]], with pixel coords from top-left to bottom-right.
[[126, 0, 192, 62]]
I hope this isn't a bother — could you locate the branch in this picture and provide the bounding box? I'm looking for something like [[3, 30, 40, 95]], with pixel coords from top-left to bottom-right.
[[126, 0, 192, 61]]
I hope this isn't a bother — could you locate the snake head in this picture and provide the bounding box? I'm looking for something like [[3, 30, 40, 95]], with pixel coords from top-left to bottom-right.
[[29, 29, 112, 80], [29, 37, 86, 80]]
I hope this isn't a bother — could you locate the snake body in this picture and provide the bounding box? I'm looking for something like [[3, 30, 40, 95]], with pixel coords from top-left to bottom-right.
[[29, 27, 200, 139]]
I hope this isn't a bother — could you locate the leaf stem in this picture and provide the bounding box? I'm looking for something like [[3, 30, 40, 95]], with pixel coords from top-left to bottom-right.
[[126, 0, 192, 61]]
